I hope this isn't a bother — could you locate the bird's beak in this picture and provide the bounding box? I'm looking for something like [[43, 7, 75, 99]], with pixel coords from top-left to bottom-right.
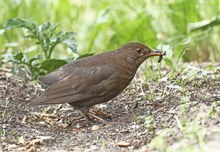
[[147, 50, 166, 57], [147, 50, 166, 63]]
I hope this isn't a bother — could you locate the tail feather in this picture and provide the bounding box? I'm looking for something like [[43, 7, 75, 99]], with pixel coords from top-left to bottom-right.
[[28, 94, 46, 106]]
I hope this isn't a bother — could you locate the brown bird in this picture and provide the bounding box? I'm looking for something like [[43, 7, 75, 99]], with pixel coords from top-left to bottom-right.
[[29, 42, 165, 124]]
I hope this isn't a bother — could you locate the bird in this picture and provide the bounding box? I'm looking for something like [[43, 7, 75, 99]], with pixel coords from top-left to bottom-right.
[[29, 42, 165, 124]]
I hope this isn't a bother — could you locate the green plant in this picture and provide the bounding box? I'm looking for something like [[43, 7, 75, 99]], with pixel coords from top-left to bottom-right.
[[144, 115, 155, 130], [147, 129, 171, 151], [4, 18, 77, 59], [157, 41, 190, 71], [188, 15, 220, 32], [175, 115, 206, 149], [2, 18, 77, 80]]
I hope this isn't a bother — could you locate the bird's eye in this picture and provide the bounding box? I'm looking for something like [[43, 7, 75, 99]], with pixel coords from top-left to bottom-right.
[[136, 48, 142, 53]]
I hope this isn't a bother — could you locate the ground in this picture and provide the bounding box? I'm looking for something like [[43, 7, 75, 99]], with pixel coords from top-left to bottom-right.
[[0, 63, 220, 152]]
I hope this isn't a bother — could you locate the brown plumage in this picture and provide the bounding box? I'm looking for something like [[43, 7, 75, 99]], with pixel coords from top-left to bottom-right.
[[29, 42, 165, 124]]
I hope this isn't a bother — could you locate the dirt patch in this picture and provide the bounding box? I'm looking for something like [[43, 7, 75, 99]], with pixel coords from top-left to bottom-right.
[[0, 63, 220, 151]]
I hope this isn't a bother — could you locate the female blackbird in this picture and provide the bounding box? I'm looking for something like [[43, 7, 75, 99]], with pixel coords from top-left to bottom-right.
[[29, 42, 165, 124]]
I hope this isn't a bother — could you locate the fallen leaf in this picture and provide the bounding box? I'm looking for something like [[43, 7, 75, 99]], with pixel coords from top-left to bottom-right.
[[18, 136, 26, 145], [116, 141, 131, 147]]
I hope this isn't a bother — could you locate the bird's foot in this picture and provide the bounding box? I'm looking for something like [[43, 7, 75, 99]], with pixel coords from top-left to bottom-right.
[[93, 108, 112, 119], [84, 111, 108, 125]]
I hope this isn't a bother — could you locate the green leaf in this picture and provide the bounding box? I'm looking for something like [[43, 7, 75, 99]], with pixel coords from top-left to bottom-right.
[[13, 52, 24, 61], [2, 53, 14, 63], [41, 59, 67, 73], [4, 18, 35, 30], [29, 55, 41, 65], [59, 32, 77, 53], [40, 22, 51, 31], [164, 58, 175, 70], [173, 37, 191, 63], [188, 15, 220, 32], [77, 53, 95, 59]]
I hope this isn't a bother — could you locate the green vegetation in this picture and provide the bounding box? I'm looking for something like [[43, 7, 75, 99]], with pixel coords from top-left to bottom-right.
[[0, 1, 219, 73], [2, 18, 77, 79]]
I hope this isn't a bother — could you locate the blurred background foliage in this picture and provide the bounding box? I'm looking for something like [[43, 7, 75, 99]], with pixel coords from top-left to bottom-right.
[[0, 0, 219, 79]]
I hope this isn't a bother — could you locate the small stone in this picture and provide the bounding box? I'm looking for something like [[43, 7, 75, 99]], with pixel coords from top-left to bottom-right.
[[91, 125, 99, 131]]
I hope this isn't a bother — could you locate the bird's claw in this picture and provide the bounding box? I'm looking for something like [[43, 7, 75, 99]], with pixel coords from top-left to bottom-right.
[[86, 111, 108, 125]]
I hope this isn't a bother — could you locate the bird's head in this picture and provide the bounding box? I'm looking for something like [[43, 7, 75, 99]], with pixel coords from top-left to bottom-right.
[[119, 42, 166, 67]]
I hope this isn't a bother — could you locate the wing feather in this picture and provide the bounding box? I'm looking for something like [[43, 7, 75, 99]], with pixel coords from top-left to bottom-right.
[[29, 64, 117, 106]]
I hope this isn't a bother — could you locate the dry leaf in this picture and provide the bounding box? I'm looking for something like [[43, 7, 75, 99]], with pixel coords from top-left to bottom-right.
[[18, 136, 26, 145], [116, 141, 131, 147]]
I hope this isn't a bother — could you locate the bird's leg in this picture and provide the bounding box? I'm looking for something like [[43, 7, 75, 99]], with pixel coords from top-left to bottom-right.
[[79, 108, 108, 125], [70, 104, 108, 125], [80, 110, 92, 122]]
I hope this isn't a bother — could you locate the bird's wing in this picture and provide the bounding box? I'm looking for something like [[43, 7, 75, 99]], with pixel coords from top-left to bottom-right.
[[29, 64, 118, 106], [38, 62, 78, 89]]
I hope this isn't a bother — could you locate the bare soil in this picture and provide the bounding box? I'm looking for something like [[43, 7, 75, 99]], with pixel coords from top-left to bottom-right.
[[0, 63, 220, 152]]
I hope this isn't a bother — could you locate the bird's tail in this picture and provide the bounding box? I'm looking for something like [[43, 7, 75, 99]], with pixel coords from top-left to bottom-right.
[[28, 94, 45, 106]]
